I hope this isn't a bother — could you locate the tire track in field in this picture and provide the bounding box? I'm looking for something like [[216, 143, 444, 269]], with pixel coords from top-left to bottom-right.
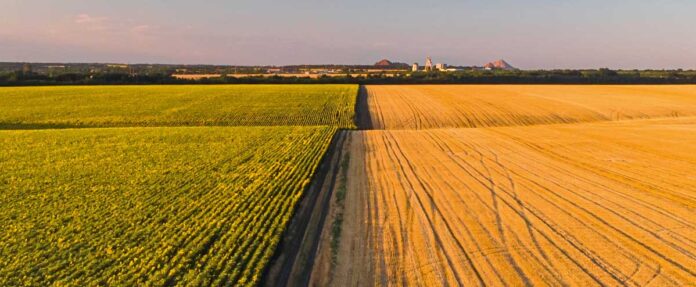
[[418, 130, 616, 286], [451, 137, 687, 285], [365, 85, 696, 130], [380, 131, 474, 285], [412, 131, 529, 286], [414, 131, 539, 285], [429, 131, 631, 285], [485, 126, 695, 230], [426, 130, 692, 286], [474, 148, 533, 285], [436, 130, 692, 286], [489, 130, 696, 264], [526, 139, 696, 207], [488, 150, 570, 286]]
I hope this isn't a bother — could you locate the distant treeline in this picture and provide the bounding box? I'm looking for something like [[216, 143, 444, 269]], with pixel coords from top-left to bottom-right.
[[2, 69, 696, 86]]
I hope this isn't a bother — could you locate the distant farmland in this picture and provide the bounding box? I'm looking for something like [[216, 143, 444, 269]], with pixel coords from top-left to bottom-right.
[[2, 83, 695, 286], [0, 84, 357, 129], [364, 85, 696, 129], [172, 73, 372, 80]]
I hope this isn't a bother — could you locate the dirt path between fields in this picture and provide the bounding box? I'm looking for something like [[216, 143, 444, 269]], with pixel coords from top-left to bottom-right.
[[262, 131, 347, 287], [355, 85, 373, 130]]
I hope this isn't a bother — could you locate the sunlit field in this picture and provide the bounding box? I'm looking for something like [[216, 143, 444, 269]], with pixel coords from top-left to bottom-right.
[[0, 85, 357, 129]]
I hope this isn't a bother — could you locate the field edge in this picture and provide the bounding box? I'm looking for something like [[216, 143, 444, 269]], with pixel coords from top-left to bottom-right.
[[260, 130, 347, 286]]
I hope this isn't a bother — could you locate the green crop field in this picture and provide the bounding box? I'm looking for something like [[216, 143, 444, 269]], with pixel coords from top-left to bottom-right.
[[0, 84, 358, 286], [0, 84, 357, 129], [0, 126, 336, 286]]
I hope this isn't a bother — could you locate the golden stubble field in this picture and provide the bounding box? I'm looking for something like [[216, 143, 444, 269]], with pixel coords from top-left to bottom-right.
[[310, 85, 696, 286], [365, 85, 696, 129]]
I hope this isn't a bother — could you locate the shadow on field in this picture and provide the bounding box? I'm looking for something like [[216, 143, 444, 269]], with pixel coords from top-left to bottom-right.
[[0, 123, 94, 130], [355, 86, 373, 130]]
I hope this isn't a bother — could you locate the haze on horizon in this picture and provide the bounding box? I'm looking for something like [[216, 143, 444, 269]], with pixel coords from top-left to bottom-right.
[[1, 0, 695, 69]]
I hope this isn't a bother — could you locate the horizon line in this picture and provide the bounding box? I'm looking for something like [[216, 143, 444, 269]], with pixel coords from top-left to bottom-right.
[[2, 61, 694, 71]]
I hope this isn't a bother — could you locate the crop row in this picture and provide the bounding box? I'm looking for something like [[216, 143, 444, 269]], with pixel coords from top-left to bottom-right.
[[0, 84, 358, 129], [0, 126, 336, 286]]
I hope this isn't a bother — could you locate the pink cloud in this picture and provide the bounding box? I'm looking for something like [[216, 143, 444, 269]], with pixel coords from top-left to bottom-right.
[[74, 14, 108, 24], [131, 25, 151, 34]]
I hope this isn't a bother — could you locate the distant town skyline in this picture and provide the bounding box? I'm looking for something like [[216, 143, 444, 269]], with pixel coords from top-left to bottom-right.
[[2, 0, 695, 69]]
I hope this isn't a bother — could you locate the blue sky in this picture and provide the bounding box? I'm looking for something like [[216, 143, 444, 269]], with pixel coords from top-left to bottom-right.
[[1, 0, 695, 69]]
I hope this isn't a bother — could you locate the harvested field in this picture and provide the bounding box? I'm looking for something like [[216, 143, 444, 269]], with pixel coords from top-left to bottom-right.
[[366, 85, 696, 129], [311, 117, 696, 286]]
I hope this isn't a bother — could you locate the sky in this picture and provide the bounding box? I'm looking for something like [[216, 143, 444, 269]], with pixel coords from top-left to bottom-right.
[[1, 0, 695, 69]]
